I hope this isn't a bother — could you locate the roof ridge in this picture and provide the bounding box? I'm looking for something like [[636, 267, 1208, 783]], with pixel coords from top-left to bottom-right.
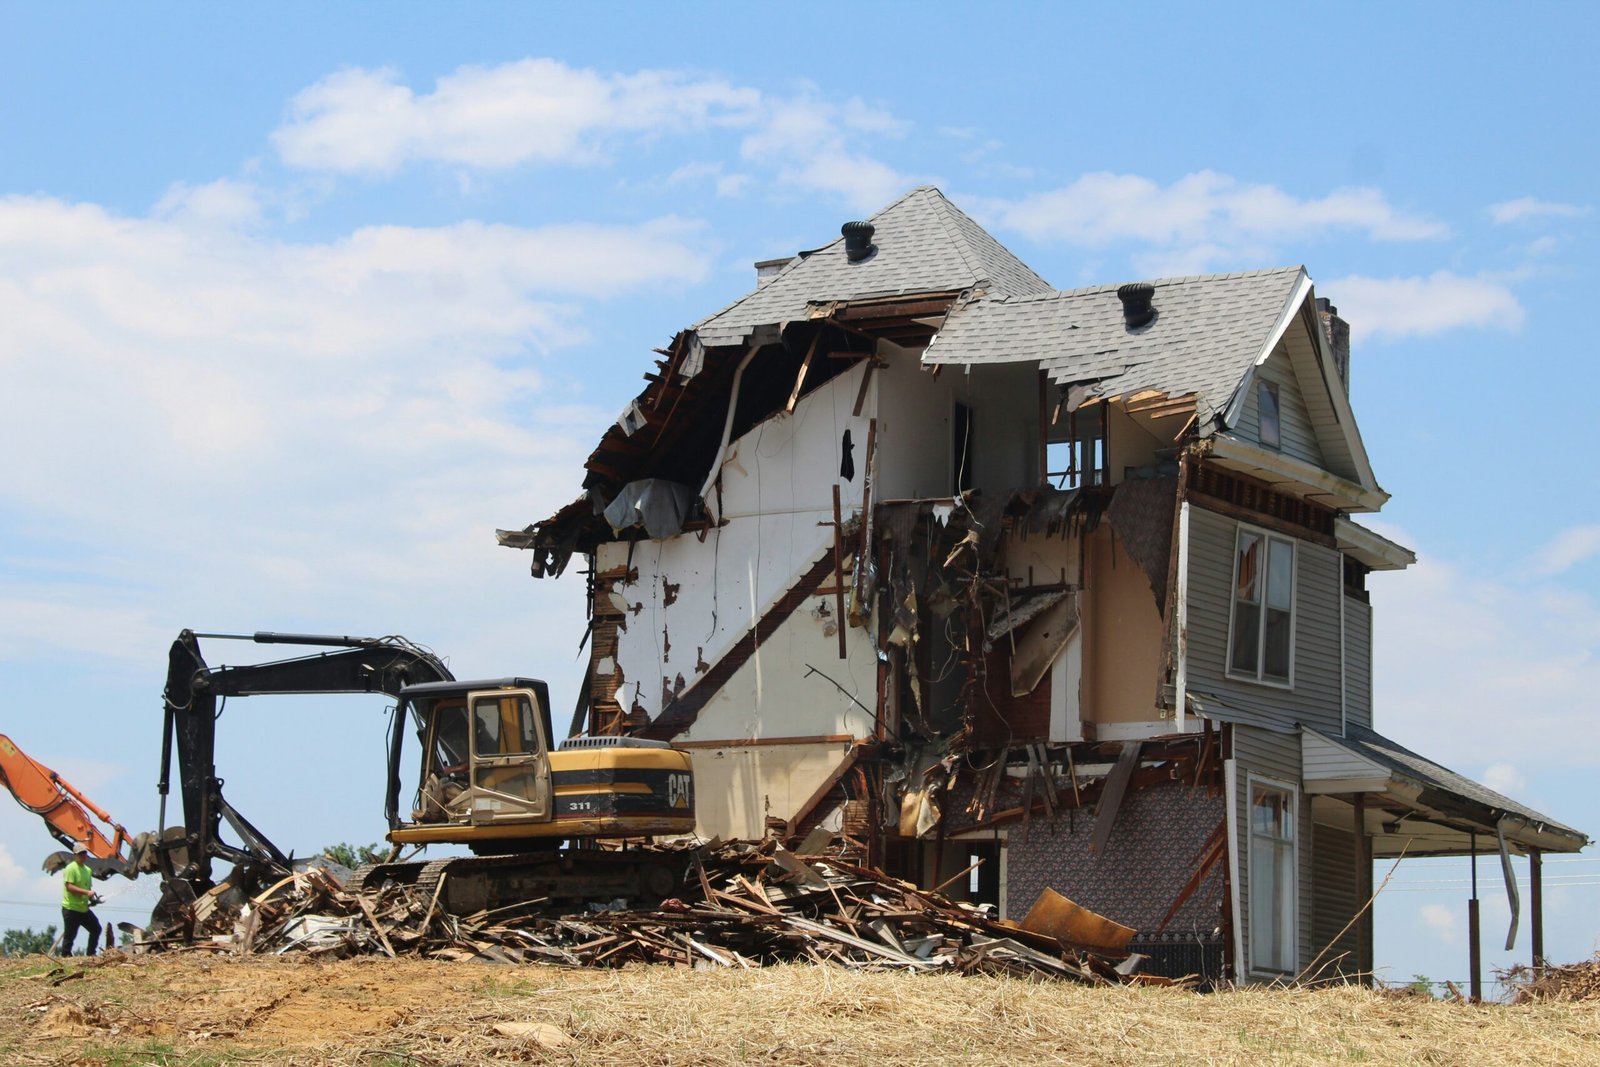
[[1040, 264, 1304, 299], [926, 190, 988, 287]]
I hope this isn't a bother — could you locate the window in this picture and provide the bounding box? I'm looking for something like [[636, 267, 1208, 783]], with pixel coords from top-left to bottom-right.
[[1228, 527, 1295, 684], [1249, 780, 1297, 973], [1257, 380, 1281, 450]]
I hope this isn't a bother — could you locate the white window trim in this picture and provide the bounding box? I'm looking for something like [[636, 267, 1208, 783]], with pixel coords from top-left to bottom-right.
[[1225, 523, 1298, 689], [1246, 773, 1300, 977]]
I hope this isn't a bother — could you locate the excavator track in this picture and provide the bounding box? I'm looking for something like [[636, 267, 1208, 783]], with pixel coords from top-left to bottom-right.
[[352, 849, 689, 917]]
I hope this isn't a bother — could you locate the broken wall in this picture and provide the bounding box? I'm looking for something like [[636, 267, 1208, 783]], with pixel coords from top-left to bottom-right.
[[1082, 523, 1167, 736], [1005, 781, 1225, 947], [682, 739, 857, 842], [596, 361, 874, 724]]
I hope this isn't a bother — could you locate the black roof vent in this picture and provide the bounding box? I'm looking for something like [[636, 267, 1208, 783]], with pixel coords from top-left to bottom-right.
[[842, 221, 877, 263], [1116, 282, 1156, 328]]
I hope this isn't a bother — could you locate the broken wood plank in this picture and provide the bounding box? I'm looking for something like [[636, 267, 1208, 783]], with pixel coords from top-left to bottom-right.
[[1090, 741, 1142, 855], [785, 332, 823, 414]]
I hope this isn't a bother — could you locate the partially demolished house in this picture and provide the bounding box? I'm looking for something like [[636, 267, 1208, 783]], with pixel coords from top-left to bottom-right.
[[502, 187, 1587, 984]]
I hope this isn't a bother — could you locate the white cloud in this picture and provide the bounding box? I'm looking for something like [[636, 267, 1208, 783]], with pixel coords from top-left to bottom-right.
[[152, 178, 265, 229], [1372, 544, 1600, 777], [1321, 271, 1524, 341], [0, 193, 706, 673], [1488, 197, 1591, 225], [974, 170, 1447, 270], [737, 94, 916, 212], [271, 60, 911, 210], [272, 61, 761, 174], [1481, 763, 1526, 795], [1529, 525, 1600, 577], [1419, 903, 1460, 944]]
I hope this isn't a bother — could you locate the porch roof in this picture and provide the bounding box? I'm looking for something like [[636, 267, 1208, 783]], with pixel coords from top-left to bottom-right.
[[1302, 725, 1588, 858]]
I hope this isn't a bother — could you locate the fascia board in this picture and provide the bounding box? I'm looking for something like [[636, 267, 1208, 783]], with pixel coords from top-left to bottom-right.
[[1206, 433, 1390, 512], [1220, 270, 1312, 429], [1302, 283, 1379, 491], [1334, 517, 1417, 571]]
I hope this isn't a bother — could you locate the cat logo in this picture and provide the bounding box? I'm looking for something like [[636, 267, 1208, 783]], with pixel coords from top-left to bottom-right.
[[667, 772, 693, 810]]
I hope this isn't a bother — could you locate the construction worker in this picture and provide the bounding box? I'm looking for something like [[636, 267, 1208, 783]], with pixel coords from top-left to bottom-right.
[[59, 846, 103, 956]]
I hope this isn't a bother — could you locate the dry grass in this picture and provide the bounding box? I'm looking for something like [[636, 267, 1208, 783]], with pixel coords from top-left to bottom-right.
[[1, 953, 1597, 1066]]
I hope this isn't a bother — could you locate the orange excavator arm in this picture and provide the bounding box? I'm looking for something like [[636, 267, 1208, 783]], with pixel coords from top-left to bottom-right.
[[0, 734, 146, 879]]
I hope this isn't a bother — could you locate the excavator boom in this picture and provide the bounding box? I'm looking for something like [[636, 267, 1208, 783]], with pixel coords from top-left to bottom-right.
[[159, 630, 454, 894], [0, 734, 146, 879]]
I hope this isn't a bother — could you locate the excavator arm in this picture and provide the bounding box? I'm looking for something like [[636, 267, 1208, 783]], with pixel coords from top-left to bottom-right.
[[0, 734, 148, 879], [159, 630, 453, 894]]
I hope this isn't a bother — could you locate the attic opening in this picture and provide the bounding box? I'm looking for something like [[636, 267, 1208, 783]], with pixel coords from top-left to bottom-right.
[[593, 321, 868, 500], [1044, 398, 1107, 490]]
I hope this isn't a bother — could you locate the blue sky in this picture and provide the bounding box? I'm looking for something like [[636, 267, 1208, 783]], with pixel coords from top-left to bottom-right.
[[1, 4, 1595, 991]]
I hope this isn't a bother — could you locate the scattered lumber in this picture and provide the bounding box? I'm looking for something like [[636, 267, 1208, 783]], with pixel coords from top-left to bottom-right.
[[144, 839, 1140, 984]]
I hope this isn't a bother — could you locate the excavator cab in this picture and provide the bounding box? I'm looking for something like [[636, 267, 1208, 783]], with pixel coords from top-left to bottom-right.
[[385, 677, 695, 854], [406, 681, 553, 830]]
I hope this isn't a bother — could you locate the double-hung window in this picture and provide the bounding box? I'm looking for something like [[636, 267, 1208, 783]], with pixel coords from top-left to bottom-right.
[[1248, 779, 1297, 974], [1228, 527, 1295, 684]]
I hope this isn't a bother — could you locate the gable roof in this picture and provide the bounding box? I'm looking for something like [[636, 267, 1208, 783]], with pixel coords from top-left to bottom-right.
[[925, 265, 1382, 498], [925, 266, 1305, 426], [694, 185, 1053, 347]]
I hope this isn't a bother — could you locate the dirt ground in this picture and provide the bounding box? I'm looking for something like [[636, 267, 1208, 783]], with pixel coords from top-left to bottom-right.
[[2, 951, 1598, 1066]]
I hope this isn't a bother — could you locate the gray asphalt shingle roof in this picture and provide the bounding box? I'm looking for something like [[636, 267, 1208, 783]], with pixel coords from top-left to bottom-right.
[[924, 266, 1306, 425], [1327, 725, 1588, 847], [694, 186, 1052, 347]]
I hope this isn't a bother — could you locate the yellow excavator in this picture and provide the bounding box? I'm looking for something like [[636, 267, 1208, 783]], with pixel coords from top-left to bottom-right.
[[153, 630, 695, 917]]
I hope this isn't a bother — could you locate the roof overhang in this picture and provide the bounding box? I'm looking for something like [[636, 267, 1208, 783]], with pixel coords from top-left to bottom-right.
[[1219, 272, 1381, 496], [1301, 728, 1588, 858], [1334, 517, 1415, 571], [1203, 433, 1390, 513]]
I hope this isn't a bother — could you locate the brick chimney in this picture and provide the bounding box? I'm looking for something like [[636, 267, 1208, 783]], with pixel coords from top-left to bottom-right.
[[754, 257, 793, 288], [1316, 297, 1351, 394]]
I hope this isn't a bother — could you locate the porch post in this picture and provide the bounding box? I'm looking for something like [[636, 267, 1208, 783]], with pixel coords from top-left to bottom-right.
[[1468, 832, 1482, 1003], [1530, 848, 1544, 971], [1352, 793, 1369, 981]]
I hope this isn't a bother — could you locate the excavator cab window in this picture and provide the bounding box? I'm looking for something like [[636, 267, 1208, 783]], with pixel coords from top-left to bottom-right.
[[469, 691, 546, 808], [429, 701, 471, 776], [471, 694, 538, 756]]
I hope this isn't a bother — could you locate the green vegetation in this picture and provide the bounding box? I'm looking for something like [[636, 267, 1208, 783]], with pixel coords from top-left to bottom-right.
[[319, 842, 387, 867], [1, 925, 56, 957]]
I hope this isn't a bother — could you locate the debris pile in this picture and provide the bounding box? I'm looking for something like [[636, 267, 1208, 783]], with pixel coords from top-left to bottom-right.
[[144, 840, 1143, 984], [1503, 955, 1600, 1002]]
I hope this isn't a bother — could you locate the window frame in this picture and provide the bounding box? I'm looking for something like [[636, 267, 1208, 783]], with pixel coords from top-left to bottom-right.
[[1257, 379, 1282, 451], [1225, 524, 1297, 688], [1246, 775, 1299, 977]]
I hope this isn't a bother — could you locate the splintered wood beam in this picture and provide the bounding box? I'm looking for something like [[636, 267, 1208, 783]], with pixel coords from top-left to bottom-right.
[[830, 484, 847, 659], [835, 296, 959, 321], [786, 332, 823, 414], [1090, 741, 1142, 854]]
